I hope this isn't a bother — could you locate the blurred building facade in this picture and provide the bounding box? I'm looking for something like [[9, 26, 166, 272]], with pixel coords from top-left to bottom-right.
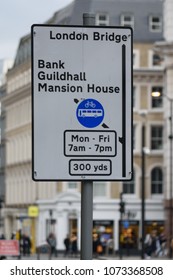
[[0, 58, 13, 232], [154, 0, 173, 250], [0, 0, 168, 253]]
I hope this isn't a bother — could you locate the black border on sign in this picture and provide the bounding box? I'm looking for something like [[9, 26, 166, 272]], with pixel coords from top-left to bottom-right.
[[64, 130, 117, 157], [69, 159, 112, 176], [31, 24, 133, 182]]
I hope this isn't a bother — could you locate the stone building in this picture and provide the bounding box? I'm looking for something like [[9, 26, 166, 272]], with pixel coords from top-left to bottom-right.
[[154, 0, 173, 257]]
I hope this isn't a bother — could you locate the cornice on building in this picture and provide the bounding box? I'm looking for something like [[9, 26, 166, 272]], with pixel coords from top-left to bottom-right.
[[2, 84, 30, 106], [133, 68, 164, 83], [154, 40, 173, 55]]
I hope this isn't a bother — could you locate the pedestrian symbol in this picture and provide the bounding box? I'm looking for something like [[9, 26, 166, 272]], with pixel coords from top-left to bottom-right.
[[76, 98, 104, 128]]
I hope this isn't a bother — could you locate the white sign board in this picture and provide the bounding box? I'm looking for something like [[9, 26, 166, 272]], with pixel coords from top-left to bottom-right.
[[32, 25, 133, 181]]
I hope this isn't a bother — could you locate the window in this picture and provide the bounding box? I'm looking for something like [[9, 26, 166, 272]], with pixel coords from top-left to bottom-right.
[[149, 15, 162, 32], [151, 126, 163, 150], [152, 54, 162, 67], [151, 86, 163, 108], [121, 14, 134, 28], [96, 13, 109, 26], [123, 170, 135, 194], [93, 182, 107, 197], [133, 50, 139, 68], [151, 167, 163, 194], [149, 50, 163, 68]]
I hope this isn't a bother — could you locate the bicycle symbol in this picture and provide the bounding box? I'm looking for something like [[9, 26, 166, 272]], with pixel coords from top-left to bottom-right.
[[84, 101, 96, 108]]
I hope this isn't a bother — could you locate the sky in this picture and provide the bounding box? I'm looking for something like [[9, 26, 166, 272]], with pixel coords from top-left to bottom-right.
[[0, 0, 73, 60]]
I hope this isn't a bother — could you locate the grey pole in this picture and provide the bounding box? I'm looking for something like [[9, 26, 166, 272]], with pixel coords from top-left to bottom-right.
[[80, 13, 95, 260], [169, 99, 173, 259], [81, 181, 93, 260], [119, 192, 124, 259], [141, 124, 145, 259]]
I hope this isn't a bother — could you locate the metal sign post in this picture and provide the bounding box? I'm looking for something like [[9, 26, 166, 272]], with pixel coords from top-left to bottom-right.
[[80, 14, 95, 260]]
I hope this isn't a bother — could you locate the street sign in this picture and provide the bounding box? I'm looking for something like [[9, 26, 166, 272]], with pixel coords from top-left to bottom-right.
[[32, 25, 133, 181], [0, 240, 20, 256], [28, 205, 39, 217]]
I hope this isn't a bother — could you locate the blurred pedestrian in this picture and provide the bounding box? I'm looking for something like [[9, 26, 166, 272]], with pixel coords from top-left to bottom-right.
[[0, 233, 6, 259], [93, 234, 99, 257], [71, 234, 78, 257], [156, 231, 167, 256], [96, 241, 103, 255], [144, 232, 152, 259], [11, 232, 16, 240], [22, 234, 31, 256], [64, 234, 70, 257], [0, 234, 5, 240], [47, 233, 57, 258], [170, 237, 173, 258], [150, 230, 157, 256], [144, 230, 157, 259], [17, 229, 23, 255]]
